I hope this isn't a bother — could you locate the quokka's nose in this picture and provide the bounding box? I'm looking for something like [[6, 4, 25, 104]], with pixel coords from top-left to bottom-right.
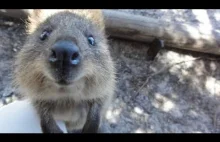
[[49, 40, 80, 66]]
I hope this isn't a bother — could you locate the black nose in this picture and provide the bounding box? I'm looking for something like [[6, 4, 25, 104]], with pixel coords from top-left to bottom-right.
[[49, 40, 80, 66]]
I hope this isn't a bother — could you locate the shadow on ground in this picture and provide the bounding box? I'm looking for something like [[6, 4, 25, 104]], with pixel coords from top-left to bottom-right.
[[101, 37, 220, 133]]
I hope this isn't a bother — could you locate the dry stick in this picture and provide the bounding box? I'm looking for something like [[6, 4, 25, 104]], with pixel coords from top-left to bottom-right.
[[134, 57, 220, 99]]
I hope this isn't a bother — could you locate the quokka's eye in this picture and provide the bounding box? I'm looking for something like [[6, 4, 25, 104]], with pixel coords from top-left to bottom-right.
[[87, 36, 96, 46], [40, 29, 52, 41]]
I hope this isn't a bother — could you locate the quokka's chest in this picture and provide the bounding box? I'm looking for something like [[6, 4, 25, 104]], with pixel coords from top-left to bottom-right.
[[50, 101, 89, 123]]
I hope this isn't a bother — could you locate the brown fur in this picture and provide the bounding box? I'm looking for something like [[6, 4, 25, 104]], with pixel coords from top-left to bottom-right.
[[13, 9, 116, 133]]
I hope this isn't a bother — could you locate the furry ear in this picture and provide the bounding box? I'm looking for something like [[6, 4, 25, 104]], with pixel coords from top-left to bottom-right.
[[71, 9, 105, 30], [27, 9, 64, 34], [27, 9, 42, 34]]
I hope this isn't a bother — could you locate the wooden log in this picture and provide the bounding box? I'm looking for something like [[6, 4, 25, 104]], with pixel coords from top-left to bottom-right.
[[103, 10, 220, 55], [0, 9, 30, 20], [1, 9, 220, 55]]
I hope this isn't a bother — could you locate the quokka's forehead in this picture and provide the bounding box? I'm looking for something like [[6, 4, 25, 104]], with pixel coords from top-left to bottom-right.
[[47, 14, 93, 28]]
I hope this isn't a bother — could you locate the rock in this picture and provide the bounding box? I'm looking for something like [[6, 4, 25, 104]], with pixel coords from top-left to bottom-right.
[[5, 97, 12, 104], [13, 48, 17, 52]]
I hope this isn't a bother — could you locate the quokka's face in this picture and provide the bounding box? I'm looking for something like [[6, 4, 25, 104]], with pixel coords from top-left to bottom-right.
[[18, 10, 111, 86]]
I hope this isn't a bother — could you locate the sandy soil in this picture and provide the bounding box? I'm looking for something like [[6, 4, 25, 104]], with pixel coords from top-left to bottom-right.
[[1, 9, 220, 133]]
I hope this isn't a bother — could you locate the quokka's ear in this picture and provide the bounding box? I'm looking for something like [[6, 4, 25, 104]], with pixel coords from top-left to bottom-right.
[[71, 9, 105, 30], [27, 9, 66, 34], [27, 9, 43, 34]]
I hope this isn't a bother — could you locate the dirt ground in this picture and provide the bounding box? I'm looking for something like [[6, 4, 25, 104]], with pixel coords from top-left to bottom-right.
[[1, 9, 220, 133]]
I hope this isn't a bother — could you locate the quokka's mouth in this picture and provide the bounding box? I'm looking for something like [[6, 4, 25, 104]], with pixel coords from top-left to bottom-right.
[[56, 79, 73, 86]]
